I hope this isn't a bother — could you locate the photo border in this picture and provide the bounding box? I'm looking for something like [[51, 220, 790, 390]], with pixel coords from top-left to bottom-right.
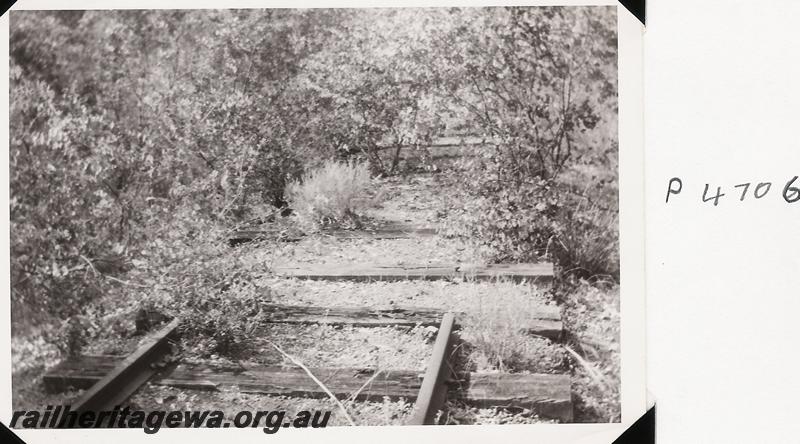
[[0, 2, 645, 442]]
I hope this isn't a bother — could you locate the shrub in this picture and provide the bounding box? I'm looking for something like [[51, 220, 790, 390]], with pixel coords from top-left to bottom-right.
[[286, 160, 374, 230], [443, 159, 619, 281], [433, 6, 619, 280], [175, 283, 276, 358], [135, 217, 279, 358]]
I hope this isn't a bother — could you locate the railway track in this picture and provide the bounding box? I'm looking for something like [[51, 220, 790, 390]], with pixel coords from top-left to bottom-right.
[[44, 171, 574, 425], [43, 277, 573, 425]]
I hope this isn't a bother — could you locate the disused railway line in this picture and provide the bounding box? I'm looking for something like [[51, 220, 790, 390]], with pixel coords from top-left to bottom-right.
[[43, 265, 573, 425], [36, 134, 584, 426]]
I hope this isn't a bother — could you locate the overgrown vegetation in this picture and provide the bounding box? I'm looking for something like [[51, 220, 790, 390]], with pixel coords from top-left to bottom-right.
[[9, 9, 446, 326], [11, 7, 617, 325], [457, 284, 566, 373], [435, 7, 619, 281], [559, 280, 620, 422], [287, 160, 375, 231]]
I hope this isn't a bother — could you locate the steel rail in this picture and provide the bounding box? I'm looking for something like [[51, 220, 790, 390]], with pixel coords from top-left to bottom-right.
[[69, 318, 180, 421], [408, 312, 456, 425]]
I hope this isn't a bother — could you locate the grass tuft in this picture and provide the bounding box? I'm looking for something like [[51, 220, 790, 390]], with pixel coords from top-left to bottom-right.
[[450, 280, 567, 374], [286, 160, 376, 231]]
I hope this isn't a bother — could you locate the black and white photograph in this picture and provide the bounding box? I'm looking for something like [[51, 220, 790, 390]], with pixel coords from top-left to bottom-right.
[[8, 1, 800, 443], [6, 3, 635, 436]]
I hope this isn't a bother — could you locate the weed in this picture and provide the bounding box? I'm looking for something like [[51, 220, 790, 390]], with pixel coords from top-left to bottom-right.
[[557, 280, 620, 422], [552, 197, 619, 281], [452, 281, 567, 373], [286, 160, 376, 231]]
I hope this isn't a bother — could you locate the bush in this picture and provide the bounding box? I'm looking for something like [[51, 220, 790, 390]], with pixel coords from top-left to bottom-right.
[[130, 217, 280, 358], [286, 160, 374, 230], [434, 7, 619, 280], [443, 158, 618, 280], [176, 284, 276, 358]]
